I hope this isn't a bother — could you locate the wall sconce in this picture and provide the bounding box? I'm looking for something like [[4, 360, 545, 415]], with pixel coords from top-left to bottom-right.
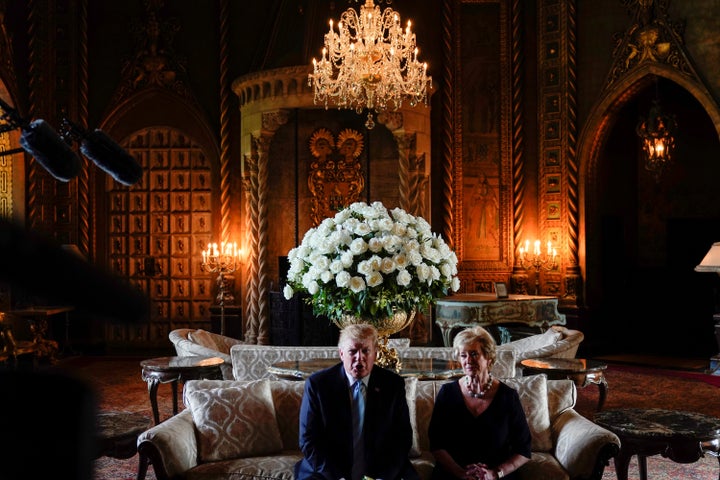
[[0, 98, 142, 185], [636, 80, 677, 182], [201, 241, 240, 335], [518, 239, 558, 295]]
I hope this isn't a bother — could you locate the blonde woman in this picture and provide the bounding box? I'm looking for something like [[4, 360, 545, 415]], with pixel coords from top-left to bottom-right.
[[429, 326, 531, 480]]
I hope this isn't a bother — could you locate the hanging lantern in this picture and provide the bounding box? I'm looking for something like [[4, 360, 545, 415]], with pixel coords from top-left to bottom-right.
[[636, 98, 677, 182]]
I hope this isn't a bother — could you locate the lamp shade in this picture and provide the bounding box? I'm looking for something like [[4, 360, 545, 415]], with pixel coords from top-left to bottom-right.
[[695, 242, 720, 272]]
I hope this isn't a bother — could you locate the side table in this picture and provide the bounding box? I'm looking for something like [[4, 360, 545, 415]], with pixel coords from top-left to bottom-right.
[[520, 357, 608, 411], [140, 355, 224, 425], [594, 408, 720, 480]]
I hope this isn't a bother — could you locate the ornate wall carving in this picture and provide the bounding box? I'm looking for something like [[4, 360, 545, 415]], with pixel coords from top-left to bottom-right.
[[452, 0, 514, 289], [307, 128, 365, 225]]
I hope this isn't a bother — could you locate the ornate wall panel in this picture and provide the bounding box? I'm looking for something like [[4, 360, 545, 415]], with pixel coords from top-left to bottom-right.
[[453, 0, 514, 291], [106, 127, 213, 343]]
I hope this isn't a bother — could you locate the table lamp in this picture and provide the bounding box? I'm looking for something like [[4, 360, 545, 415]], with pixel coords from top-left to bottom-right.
[[695, 241, 720, 374], [695, 242, 720, 274]]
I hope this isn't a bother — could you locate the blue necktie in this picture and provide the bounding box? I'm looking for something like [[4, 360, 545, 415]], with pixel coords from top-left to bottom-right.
[[352, 380, 366, 480]]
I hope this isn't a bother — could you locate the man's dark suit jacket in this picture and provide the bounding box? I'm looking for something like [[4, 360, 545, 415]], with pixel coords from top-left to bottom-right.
[[294, 362, 419, 480]]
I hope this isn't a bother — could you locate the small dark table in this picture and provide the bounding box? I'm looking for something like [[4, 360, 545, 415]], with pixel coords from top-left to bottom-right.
[[268, 357, 463, 381], [594, 408, 720, 480], [140, 355, 224, 424], [520, 357, 608, 411], [94, 411, 152, 459]]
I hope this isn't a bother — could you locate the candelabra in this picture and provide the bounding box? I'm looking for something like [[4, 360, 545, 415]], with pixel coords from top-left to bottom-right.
[[201, 242, 239, 335], [518, 240, 558, 295]]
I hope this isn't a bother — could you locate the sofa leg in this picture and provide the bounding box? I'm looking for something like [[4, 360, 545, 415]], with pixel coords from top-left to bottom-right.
[[136, 452, 149, 480]]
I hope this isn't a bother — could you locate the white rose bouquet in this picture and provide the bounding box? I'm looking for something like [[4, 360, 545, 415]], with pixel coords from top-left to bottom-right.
[[284, 201, 461, 321]]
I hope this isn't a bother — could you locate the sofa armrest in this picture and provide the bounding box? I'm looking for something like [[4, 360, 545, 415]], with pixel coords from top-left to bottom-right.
[[551, 409, 620, 480], [516, 327, 584, 362], [137, 410, 198, 480]]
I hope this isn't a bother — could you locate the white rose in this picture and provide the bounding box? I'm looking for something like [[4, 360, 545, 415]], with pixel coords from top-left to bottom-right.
[[393, 252, 408, 269], [283, 284, 294, 300], [306, 265, 322, 281], [320, 269, 334, 283], [341, 251, 354, 268], [406, 250, 423, 266], [368, 254, 382, 271], [416, 263, 431, 282], [311, 253, 330, 270], [382, 234, 401, 254], [336, 270, 351, 287], [329, 259, 344, 274], [380, 257, 396, 274], [451, 277, 461, 291], [397, 269, 412, 287], [440, 263, 452, 278], [350, 237, 368, 255], [349, 276, 366, 293], [368, 236, 384, 253], [355, 222, 372, 236], [335, 208, 351, 223], [357, 259, 373, 276], [430, 265, 441, 282], [307, 280, 320, 295], [366, 271, 383, 287], [377, 217, 394, 232]]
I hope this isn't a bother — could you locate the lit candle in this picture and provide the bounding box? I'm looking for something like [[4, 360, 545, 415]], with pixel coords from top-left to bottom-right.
[[533, 240, 541, 256], [547, 241, 552, 255]]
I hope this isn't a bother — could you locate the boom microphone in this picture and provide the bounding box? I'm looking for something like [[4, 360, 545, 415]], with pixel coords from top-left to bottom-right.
[[79, 129, 143, 186], [19, 119, 82, 182]]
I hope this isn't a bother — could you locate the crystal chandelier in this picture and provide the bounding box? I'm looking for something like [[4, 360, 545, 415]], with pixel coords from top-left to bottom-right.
[[308, 0, 431, 129], [636, 93, 677, 182]]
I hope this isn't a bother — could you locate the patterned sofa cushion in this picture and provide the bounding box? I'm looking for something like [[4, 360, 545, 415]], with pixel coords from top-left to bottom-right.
[[503, 374, 553, 452], [185, 379, 283, 461]]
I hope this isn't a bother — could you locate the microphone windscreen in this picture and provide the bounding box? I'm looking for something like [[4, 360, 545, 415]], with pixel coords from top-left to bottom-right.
[[80, 130, 143, 186], [19, 119, 82, 182]]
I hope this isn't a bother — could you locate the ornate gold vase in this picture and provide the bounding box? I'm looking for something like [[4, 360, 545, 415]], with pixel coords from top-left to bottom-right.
[[333, 309, 416, 371]]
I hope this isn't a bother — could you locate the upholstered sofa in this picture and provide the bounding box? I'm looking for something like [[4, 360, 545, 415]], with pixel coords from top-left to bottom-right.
[[136, 374, 620, 480], [169, 329, 246, 380], [230, 326, 582, 381], [170, 325, 582, 381]]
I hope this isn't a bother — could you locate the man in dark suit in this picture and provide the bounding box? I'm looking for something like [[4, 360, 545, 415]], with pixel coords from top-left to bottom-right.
[[295, 323, 419, 480]]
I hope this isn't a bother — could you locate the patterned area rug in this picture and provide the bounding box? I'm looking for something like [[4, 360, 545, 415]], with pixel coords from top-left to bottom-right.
[[53, 356, 720, 480], [574, 366, 720, 480]]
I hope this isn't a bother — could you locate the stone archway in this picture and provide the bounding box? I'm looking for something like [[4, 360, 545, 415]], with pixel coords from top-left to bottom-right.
[[232, 65, 432, 344]]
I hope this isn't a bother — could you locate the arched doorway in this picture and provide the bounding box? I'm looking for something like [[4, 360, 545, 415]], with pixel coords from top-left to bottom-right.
[[581, 75, 720, 358]]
